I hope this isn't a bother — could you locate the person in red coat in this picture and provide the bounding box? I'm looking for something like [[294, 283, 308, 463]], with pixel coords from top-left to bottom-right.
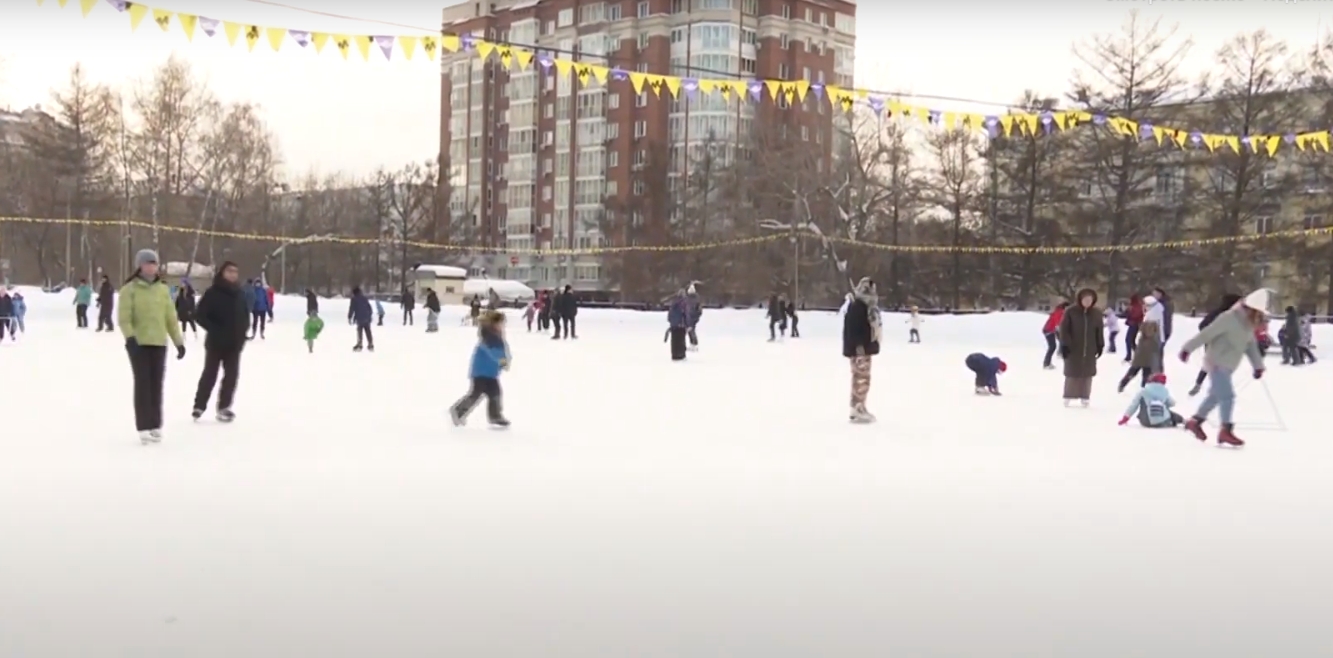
[[265, 285, 276, 322], [1042, 301, 1069, 369], [1123, 294, 1145, 363]]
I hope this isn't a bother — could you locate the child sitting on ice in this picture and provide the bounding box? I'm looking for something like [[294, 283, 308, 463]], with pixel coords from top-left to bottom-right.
[[965, 352, 1007, 395], [303, 310, 324, 353], [1117, 372, 1183, 428], [449, 310, 511, 428]]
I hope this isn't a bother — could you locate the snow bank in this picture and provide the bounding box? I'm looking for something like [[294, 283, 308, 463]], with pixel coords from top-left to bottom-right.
[[464, 278, 534, 301]]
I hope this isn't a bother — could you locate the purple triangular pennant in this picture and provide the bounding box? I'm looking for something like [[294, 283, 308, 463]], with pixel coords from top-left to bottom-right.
[[538, 53, 554, 69], [460, 33, 474, 50], [106, 0, 127, 11], [747, 80, 763, 101], [199, 17, 219, 37], [610, 67, 628, 82], [1138, 123, 1154, 141], [681, 78, 698, 99], [809, 83, 824, 100], [1189, 131, 1203, 146], [988, 125, 1000, 139], [1284, 133, 1297, 145], [373, 35, 395, 60], [928, 110, 941, 125], [1092, 114, 1106, 126], [867, 96, 884, 115], [289, 29, 310, 47]]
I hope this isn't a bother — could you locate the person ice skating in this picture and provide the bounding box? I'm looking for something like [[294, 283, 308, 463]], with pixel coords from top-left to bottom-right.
[[375, 297, 385, 326], [305, 288, 318, 314], [536, 290, 551, 331], [523, 300, 536, 331], [767, 294, 788, 341], [1117, 319, 1161, 392], [74, 278, 92, 328], [192, 261, 248, 423], [175, 281, 198, 337], [1178, 289, 1268, 447], [785, 298, 800, 338], [1118, 373, 1184, 428], [554, 285, 578, 339], [1058, 288, 1104, 407], [1104, 306, 1120, 354], [348, 287, 375, 351], [265, 284, 276, 322], [1281, 306, 1304, 365], [119, 249, 186, 444], [247, 279, 268, 339], [1122, 294, 1144, 362], [965, 352, 1007, 395], [666, 289, 690, 361], [1041, 302, 1068, 369], [304, 309, 324, 353], [449, 310, 511, 428], [10, 290, 25, 334], [401, 288, 415, 326], [843, 278, 882, 423], [96, 274, 115, 331], [838, 292, 853, 316], [0, 289, 14, 342], [685, 283, 702, 349], [468, 295, 482, 327], [1297, 313, 1317, 364], [1188, 294, 1243, 396], [1151, 287, 1174, 346], [907, 305, 923, 343], [425, 288, 441, 333]]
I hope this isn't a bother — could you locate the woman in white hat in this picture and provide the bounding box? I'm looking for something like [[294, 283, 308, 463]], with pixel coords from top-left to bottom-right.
[[1177, 289, 1268, 447]]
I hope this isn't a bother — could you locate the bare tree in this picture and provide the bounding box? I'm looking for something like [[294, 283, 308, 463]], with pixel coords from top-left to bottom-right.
[[925, 127, 985, 309]]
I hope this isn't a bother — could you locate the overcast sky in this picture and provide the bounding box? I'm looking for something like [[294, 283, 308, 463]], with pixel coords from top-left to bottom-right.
[[2, 1, 1328, 179]]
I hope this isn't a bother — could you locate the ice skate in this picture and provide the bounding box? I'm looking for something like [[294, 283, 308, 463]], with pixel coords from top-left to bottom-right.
[[1044, 364, 1055, 370], [367, 345, 375, 352], [138, 430, 159, 445], [191, 408, 204, 420], [1063, 399, 1072, 407], [849, 405, 875, 424], [975, 387, 988, 395], [1183, 417, 1208, 441], [489, 417, 511, 429], [216, 409, 235, 423], [353, 344, 363, 352], [1217, 425, 1244, 448], [449, 407, 465, 427], [987, 387, 1001, 396], [1080, 399, 1090, 408], [1187, 384, 1202, 396], [1116, 379, 1128, 393]]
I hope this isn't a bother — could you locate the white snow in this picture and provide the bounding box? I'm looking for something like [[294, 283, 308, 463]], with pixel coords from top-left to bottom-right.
[[413, 264, 467, 278], [161, 261, 213, 278], [2, 286, 1330, 658], [464, 277, 534, 300]]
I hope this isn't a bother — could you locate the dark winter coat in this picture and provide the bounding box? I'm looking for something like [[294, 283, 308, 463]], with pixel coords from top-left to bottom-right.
[[175, 287, 197, 318], [348, 291, 373, 325], [667, 296, 689, 328], [97, 279, 114, 308], [195, 274, 250, 353], [785, 301, 798, 320], [767, 296, 785, 321], [306, 290, 318, 314], [557, 290, 578, 318], [402, 291, 416, 311], [1283, 308, 1301, 346], [251, 283, 270, 313], [243, 285, 257, 311], [425, 291, 441, 313], [1058, 290, 1105, 378], [1130, 320, 1161, 370], [1199, 294, 1243, 331], [1155, 291, 1174, 341], [965, 353, 1003, 389], [0, 294, 13, 318], [685, 293, 702, 327], [842, 299, 881, 358]]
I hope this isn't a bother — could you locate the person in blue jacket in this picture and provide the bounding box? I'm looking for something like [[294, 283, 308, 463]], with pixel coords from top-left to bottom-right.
[[1118, 372, 1183, 427], [665, 289, 690, 361], [248, 279, 269, 340], [347, 287, 375, 351], [449, 310, 510, 427], [965, 352, 1007, 395], [374, 297, 385, 326], [10, 290, 26, 334]]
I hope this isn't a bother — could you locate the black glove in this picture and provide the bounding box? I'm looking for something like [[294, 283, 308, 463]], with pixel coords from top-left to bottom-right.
[[176, 344, 186, 360], [125, 337, 139, 351], [1060, 346, 1070, 359]]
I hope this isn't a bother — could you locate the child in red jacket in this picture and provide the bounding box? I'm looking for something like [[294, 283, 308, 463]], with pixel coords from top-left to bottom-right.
[[1042, 302, 1068, 370]]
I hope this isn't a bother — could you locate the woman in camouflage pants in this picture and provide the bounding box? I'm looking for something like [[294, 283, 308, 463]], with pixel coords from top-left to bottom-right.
[[842, 278, 882, 423]]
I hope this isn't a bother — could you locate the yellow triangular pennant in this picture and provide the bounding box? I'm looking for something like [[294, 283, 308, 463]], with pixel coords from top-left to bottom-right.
[[553, 59, 573, 79], [763, 79, 783, 102], [223, 21, 242, 47], [660, 75, 680, 98], [79, 0, 96, 17], [421, 36, 439, 60], [440, 35, 460, 52], [791, 80, 810, 103], [627, 71, 648, 94], [265, 27, 286, 51], [726, 80, 748, 100], [516, 49, 534, 69], [1224, 136, 1240, 153], [1053, 112, 1068, 131], [332, 35, 352, 59], [999, 115, 1015, 137], [244, 25, 261, 52], [586, 65, 609, 86], [476, 40, 496, 62], [1151, 126, 1166, 146], [1265, 135, 1281, 157], [176, 12, 196, 40], [1316, 132, 1331, 152], [311, 32, 329, 53], [127, 2, 149, 30], [1173, 130, 1189, 148], [398, 36, 418, 60], [354, 35, 373, 60], [58, 0, 69, 6], [496, 46, 514, 69], [151, 8, 172, 31]]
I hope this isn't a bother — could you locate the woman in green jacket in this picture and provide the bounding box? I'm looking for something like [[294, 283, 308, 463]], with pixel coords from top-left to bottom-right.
[[118, 249, 186, 445]]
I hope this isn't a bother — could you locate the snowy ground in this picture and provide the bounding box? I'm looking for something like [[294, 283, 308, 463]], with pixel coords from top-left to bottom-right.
[[2, 288, 1330, 658]]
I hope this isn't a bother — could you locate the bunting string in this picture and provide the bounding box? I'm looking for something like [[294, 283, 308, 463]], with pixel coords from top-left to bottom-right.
[[2, 216, 1328, 255], [40, 0, 1333, 157]]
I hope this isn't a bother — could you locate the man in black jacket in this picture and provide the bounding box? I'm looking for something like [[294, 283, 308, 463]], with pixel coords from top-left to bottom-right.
[[842, 277, 882, 423], [192, 262, 250, 422], [402, 288, 416, 326], [553, 284, 578, 339], [95, 275, 115, 332]]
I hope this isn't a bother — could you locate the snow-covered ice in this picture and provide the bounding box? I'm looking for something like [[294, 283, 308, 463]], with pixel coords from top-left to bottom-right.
[[2, 287, 1330, 658]]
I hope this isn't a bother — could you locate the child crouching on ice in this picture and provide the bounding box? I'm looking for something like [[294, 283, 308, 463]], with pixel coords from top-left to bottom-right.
[[449, 310, 511, 428], [1118, 372, 1183, 428], [965, 352, 1007, 395], [303, 310, 324, 353]]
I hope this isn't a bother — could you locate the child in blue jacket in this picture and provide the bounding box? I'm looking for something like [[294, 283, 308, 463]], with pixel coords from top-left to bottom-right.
[[965, 352, 1007, 395], [10, 291, 26, 333], [449, 310, 511, 427], [1118, 373, 1183, 428]]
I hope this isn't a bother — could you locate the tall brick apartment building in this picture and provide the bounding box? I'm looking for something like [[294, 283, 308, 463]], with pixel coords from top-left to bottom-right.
[[440, 0, 856, 293]]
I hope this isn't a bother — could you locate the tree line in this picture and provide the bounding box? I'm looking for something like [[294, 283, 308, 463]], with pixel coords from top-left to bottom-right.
[[603, 17, 1333, 312]]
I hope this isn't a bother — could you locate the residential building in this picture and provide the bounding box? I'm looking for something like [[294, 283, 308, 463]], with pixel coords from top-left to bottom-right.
[[439, 0, 856, 293]]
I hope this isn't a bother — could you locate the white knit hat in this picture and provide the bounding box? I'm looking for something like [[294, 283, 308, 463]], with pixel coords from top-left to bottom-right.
[[1243, 288, 1272, 312], [1143, 295, 1157, 306]]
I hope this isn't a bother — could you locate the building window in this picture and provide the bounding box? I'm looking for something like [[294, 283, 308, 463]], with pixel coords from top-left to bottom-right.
[[608, 151, 619, 167], [804, 7, 812, 21], [671, 0, 684, 12], [742, 0, 758, 14], [638, 1, 650, 17], [638, 32, 650, 50], [608, 3, 622, 20], [608, 93, 620, 109], [634, 120, 647, 137], [1304, 214, 1323, 230], [636, 91, 648, 107], [780, 33, 788, 49], [557, 8, 574, 26], [781, 3, 791, 19], [579, 2, 604, 24], [633, 179, 645, 195], [778, 63, 790, 78], [1255, 216, 1273, 235], [800, 125, 808, 141]]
